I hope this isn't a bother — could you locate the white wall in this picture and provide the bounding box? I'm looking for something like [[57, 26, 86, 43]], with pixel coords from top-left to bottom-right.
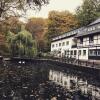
[[51, 32, 100, 60], [69, 48, 89, 60], [77, 48, 88, 60], [51, 37, 75, 57]]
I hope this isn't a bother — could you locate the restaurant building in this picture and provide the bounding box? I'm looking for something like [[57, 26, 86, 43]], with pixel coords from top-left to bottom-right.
[[51, 18, 100, 60]]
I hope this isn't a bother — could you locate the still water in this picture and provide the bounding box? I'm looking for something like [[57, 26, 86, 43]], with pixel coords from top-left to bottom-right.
[[0, 61, 100, 100]]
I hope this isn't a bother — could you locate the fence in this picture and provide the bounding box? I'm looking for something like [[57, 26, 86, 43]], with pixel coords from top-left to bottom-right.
[[41, 56, 100, 69]]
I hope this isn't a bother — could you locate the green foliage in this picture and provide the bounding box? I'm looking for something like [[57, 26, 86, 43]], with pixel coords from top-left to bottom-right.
[[76, 0, 100, 26], [0, 43, 10, 57], [7, 27, 37, 57]]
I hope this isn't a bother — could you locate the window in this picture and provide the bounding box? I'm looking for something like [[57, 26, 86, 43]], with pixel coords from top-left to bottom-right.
[[92, 27, 95, 30], [67, 50, 69, 55], [89, 50, 93, 56], [56, 44, 58, 47], [83, 50, 86, 56], [59, 43, 61, 46], [88, 27, 95, 31], [89, 36, 93, 43], [79, 50, 81, 55], [97, 50, 100, 56], [66, 41, 69, 45], [52, 44, 54, 48], [80, 38, 83, 44], [64, 81, 67, 85], [74, 50, 77, 55], [65, 50, 67, 55], [57, 77, 59, 82], [94, 50, 97, 55], [71, 50, 73, 55], [89, 50, 96, 56], [62, 42, 65, 46]]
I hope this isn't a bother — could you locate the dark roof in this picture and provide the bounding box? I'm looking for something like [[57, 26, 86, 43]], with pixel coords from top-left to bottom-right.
[[52, 18, 100, 39], [76, 27, 100, 37], [76, 18, 100, 37], [88, 18, 100, 26], [52, 27, 84, 41]]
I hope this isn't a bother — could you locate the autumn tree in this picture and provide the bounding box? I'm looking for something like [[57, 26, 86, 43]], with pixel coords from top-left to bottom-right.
[[0, 0, 49, 56], [0, 16, 22, 34], [76, 0, 100, 26], [26, 18, 46, 38], [26, 17, 47, 52], [47, 10, 79, 38], [0, 16, 24, 56], [46, 10, 79, 51], [0, 32, 9, 56]]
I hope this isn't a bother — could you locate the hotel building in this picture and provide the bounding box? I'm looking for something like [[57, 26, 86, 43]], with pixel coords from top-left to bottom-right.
[[51, 18, 100, 60]]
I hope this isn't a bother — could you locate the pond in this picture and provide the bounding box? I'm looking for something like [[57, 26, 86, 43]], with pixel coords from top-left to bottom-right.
[[0, 61, 100, 100]]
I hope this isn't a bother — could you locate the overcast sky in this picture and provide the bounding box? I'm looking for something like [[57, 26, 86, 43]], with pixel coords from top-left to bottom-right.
[[20, 0, 83, 22]]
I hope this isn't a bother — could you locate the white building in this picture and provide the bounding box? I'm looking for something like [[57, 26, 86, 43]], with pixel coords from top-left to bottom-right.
[[76, 19, 100, 60], [51, 18, 100, 60], [51, 27, 84, 58]]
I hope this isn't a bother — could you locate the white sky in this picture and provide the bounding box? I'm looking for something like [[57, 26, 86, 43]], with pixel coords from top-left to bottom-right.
[[20, 0, 83, 22]]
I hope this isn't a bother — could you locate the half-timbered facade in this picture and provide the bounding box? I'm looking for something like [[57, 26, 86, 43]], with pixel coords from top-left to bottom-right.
[[76, 18, 100, 60], [51, 18, 100, 60]]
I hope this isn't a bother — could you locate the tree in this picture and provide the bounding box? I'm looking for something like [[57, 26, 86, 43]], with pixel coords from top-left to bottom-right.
[[0, 16, 23, 56], [0, 16, 22, 34], [0, 0, 49, 18], [47, 10, 79, 38], [7, 26, 37, 57], [46, 10, 79, 51], [0, 32, 9, 56], [26, 17, 46, 39], [76, 0, 100, 26], [26, 17, 47, 52]]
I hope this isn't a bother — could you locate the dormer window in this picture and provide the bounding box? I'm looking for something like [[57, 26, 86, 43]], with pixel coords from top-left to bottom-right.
[[88, 27, 95, 31]]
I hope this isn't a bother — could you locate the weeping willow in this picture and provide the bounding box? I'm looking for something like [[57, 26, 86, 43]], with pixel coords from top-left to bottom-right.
[[7, 28, 37, 58]]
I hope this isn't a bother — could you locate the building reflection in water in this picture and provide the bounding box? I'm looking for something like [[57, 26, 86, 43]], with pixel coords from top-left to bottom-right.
[[49, 69, 100, 99]]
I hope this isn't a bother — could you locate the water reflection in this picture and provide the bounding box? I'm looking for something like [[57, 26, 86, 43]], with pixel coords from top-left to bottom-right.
[[0, 62, 99, 100], [49, 69, 100, 100]]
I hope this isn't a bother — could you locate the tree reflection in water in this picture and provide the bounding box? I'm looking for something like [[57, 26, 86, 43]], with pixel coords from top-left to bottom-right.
[[0, 62, 99, 100]]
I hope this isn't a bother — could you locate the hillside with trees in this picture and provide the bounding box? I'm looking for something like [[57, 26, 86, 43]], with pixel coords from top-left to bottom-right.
[[0, 0, 100, 56]]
